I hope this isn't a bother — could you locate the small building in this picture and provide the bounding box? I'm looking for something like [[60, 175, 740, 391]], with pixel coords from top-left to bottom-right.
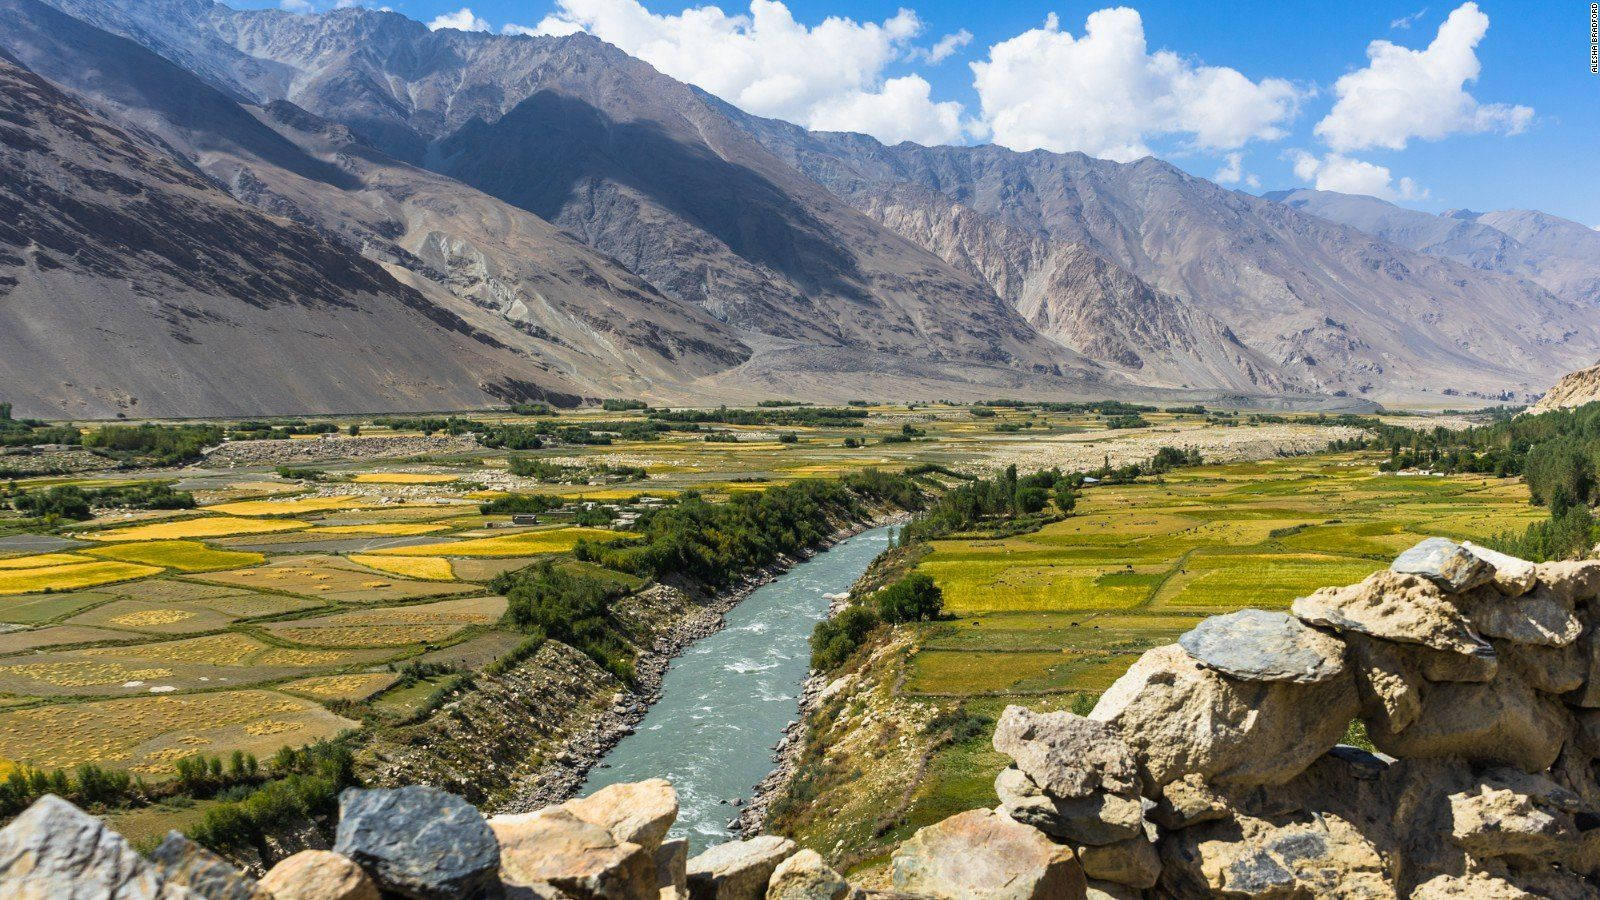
[[511, 514, 539, 526]]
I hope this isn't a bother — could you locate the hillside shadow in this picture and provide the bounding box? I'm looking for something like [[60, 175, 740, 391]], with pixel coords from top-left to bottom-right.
[[436, 91, 868, 301]]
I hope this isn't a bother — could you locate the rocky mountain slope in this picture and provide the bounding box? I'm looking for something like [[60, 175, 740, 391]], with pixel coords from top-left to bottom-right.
[[0, 0, 756, 416], [7, 0, 1599, 411], [43, 0, 1098, 400], [0, 45, 583, 419], [1530, 361, 1600, 414], [1270, 189, 1600, 307], [733, 121, 1600, 405]]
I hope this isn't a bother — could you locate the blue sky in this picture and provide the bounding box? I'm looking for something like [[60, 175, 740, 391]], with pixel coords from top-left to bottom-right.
[[237, 0, 1600, 225]]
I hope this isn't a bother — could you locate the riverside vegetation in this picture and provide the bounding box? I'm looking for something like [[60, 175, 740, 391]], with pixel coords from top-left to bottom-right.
[[0, 398, 1571, 875]]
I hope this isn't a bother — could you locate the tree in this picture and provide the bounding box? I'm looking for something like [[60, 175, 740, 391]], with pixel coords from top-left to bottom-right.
[[874, 573, 943, 623], [1015, 485, 1049, 514], [1054, 482, 1078, 514]]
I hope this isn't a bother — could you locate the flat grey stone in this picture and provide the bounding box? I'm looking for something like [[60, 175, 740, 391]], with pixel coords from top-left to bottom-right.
[[1392, 538, 1495, 592], [334, 786, 499, 900], [0, 795, 191, 899], [1178, 609, 1346, 683], [150, 831, 267, 900]]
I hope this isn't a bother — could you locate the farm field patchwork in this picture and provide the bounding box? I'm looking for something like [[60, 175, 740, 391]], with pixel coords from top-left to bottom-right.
[[192, 555, 478, 602]]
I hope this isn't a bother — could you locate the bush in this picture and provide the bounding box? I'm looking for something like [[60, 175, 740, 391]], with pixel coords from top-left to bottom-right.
[[810, 605, 880, 671], [1014, 486, 1049, 514], [873, 573, 943, 623], [84, 424, 224, 464], [478, 493, 562, 515]]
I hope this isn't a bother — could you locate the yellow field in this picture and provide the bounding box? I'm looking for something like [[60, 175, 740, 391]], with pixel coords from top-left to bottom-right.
[[84, 517, 309, 542], [195, 556, 477, 603], [0, 553, 95, 569], [85, 541, 265, 573], [350, 473, 459, 484], [0, 560, 162, 595], [369, 527, 635, 557], [82, 633, 348, 667], [0, 691, 357, 776], [279, 672, 399, 702], [265, 596, 506, 647], [204, 496, 362, 516], [348, 554, 457, 580], [310, 523, 451, 536]]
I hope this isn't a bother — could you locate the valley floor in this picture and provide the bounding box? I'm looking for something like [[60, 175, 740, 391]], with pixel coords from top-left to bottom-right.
[[0, 403, 1492, 855]]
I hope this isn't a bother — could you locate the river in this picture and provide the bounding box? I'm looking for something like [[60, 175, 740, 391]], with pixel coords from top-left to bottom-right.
[[579, 525, 892, 851]]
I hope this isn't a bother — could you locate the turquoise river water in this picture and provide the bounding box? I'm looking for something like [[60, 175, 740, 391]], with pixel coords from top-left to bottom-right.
[[579, 525, 892, 851]]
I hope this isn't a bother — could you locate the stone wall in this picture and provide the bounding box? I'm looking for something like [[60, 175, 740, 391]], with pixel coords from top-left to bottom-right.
[[2, 537, 1596, 899]]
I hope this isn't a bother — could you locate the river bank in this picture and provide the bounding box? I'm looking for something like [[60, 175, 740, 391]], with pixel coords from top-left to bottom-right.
[[492, 511, 908, 817]]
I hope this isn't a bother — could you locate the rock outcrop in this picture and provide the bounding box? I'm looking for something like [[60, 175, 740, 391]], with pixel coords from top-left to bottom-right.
[[977, 537, 1600, 897]]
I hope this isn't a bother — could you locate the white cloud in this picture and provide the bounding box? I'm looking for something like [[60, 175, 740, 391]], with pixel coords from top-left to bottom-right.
[[808, 75, 966, 145], [1315, 2, 1531, 152], [909, 29, 972, 65], [1390, 7, 1428, 29], [523, 0, 965, 144], [1212, 152, 1259, 189], [428, 7, 491, 31], [1288, 150, 1428, 201], [279, 0, 313, 11], [968, 9, 1303, 162]]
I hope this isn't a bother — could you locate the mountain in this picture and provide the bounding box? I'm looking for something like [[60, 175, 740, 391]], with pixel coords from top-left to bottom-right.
[[0, 0, 758, 418], [727, 122, 1600, 405], [9, 0, 1596, 412], [39, 0, 1109, 405], [1529, 362, 1600, 414], [1268, 189, 1600, 307], [0, 43, 599, 419]]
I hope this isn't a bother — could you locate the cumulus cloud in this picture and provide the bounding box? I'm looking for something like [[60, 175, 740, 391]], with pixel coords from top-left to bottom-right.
[[522, 0, 966, 144], [1212, 152, 1260, 189], [968, 9, 1302, 162], [428, 7, 490, 31], [1315, 2, 1531, 152], [909, 29, 972, 65], [1288, 150, 1428, 201]]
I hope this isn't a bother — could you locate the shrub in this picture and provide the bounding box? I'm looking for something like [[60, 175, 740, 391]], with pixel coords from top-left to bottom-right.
[[810, 605, 880, 671], [874, 573, 943, 623]]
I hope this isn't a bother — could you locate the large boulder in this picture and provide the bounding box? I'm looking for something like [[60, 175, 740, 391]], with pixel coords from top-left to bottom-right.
[[1392, 538, 1495, 592], [562, 779, 678, 855], [1074, 837, 1159, 889], [994, 765, 1144, 845], [1534, 560, 1600, 605], [1292, 570, 1492, 658], [1177, 608, 1346, 683], [1463, 542, 1538, 597], [1148, 774, 1230, 830], [1089, 644, 1358, 789], [333, 785, 500, 900], [890, 808, 1085, 900], [1159, 801, 1396, 898], [657, 838, 689, 899], [1468, 586, 1583, 647], [764, 849, 853, 900], [0, 795, 193, 899], [1568, 627, 1600, 708], [490, 807, 655, 899], [1368, 666, 1570, 772], [1448, 769, 1587, 868], [1345, 633, 1428, 734], [257, 850, 380, 900], [150, 832, 269, 900], [991, 706, 1140, 800], [1503, 640, 1587, 694], [686, 835, 796, 900]]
